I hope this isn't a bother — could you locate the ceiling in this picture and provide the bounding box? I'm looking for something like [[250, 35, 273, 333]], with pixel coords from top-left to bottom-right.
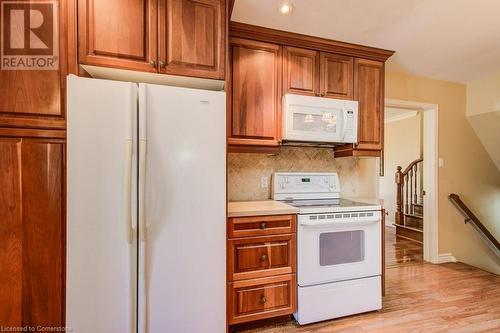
[[231, 0, 500, 83]]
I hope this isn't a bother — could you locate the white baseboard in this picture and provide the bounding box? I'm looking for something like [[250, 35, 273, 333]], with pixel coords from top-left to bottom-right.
[[385, 219, 395, 228], [437, 253, 457, 264]]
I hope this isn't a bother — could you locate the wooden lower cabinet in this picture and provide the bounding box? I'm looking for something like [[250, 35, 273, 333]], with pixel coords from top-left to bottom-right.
[[228, 214, 296, 238], [228, 274, 296, 325], [227, 214, 297, 326], [228, 234, 296, 281], [0, 137, 65, 327]]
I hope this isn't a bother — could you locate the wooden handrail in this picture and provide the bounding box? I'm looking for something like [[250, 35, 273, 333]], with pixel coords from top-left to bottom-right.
[[400, 158, 423, 176], [449, 193, 500, 254]]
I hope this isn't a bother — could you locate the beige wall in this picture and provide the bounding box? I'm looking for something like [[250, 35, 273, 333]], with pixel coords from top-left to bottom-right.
[[386, 71, 500, 274], [379, 114, 421, 222], [466, 71, 500, 170], [466, 69, 500, 116], [228, 147, 378, 202]]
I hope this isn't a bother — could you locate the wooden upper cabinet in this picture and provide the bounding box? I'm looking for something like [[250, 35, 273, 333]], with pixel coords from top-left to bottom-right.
[[354, 58, 384, 150], [282, 47, 353, 99], [283, 47, 319, 96], [320, 52, 354, 99], [228, 38, 282, 147], [0, 0, 67, 130], [159, 0, 225, 79], [0, 138, 64, 327], [78, 0, 158, 72]]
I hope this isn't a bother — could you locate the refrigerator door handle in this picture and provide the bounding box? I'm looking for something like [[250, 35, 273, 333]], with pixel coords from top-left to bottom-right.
[[124, 139, 134, 242], [139, 139, 147, 241]]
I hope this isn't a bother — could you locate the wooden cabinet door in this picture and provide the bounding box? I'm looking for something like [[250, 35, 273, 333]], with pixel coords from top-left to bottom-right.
[[0, 0, 67, 130], [354, 58, 384, 150], [159, 0, 225, 79], [228, 274, 296, 325], [0, 138, 64, 327], [283, 46, 319, 96], [228, 38, 282, 147], [228, 234, 296, 281], [320, 52, 354, 99], [78, 0, 158, 72]]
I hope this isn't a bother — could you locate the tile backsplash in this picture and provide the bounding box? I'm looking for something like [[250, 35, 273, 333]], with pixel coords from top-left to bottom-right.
[[228, 147, 378, 201]]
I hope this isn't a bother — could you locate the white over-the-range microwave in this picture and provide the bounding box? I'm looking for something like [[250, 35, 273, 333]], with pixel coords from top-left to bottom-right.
[[282, 93, 359, 144]]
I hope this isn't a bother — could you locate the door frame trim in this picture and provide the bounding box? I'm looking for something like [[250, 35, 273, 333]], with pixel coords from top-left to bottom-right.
[[384, 98, 439, 264]]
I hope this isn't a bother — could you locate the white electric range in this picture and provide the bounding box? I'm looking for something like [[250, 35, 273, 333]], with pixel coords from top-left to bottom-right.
[[272, 172, 382, 325]]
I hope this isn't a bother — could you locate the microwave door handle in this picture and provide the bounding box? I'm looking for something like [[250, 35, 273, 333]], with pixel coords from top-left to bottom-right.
[[341, 107, 348, 141]]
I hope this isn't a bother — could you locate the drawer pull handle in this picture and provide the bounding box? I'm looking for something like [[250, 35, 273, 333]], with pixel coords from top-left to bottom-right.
[[260, 296, 267, 304], [260, 254, 268, 261], [260, 222, 267, 229]]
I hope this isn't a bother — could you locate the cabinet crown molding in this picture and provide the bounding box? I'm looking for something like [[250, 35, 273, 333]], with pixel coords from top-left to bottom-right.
[[229, 21, 395, 62]]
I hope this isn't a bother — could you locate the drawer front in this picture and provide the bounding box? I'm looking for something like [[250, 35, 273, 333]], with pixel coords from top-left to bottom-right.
[[228, 274, 297, 325], [228, 215, 296, 238], [228, 234, 296, 281]]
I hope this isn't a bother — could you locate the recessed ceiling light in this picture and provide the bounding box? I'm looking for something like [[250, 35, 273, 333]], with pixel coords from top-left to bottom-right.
[[279, 2, 293, 15]]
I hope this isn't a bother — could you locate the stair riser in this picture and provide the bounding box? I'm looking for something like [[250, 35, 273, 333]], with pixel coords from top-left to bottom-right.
[[405, 215, 423, 229], [413, 205, 423, 216], [396, 225, 423, 243]]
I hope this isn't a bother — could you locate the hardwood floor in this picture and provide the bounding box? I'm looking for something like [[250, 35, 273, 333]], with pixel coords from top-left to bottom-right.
[[385, 226, 423, 267], [234, 262, 500, 332]]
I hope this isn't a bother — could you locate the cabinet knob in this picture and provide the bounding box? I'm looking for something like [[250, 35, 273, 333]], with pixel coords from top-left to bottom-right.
[[260, 222, 267, 229], [260, 254, 268, 261], [159, 60, 166, 68], [260, 296, 267, 304], [321, 92, 326, 97], [149, 60, 157, 67]]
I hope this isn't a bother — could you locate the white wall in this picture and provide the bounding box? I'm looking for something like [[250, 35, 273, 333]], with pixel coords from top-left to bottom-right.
[[379, 113, 421, 223]]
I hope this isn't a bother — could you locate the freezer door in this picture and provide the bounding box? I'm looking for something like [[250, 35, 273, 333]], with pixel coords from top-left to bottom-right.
[[138, 83, 226, 333], [67, 76, 138, 333]]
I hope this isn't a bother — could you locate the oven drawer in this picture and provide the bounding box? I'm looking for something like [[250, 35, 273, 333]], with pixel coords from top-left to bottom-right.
[[228, 214, 296, 238], [228, 274, 297, 325], [228, 234, 296, 281]]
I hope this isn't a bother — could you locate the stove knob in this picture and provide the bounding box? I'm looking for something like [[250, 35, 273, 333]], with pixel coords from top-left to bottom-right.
[[280, 183, 285, 189], [285, 177, 290, 183], [324, 177, 328, 183]]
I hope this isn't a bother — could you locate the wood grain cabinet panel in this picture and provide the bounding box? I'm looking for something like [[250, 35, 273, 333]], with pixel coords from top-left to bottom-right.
[[320, 52, 354, 99], [228, 234, 296, 281], [354, 58, 384, 151], [78, 0, 158, 72], [284, 46, 319, 96], [228, 274, 296, 325], [0, 137, 64, 327], [0, 0, 68, 130], [159, 0, 225, 79], [228, 38, 282, 147], [228, 214, 296, 238]]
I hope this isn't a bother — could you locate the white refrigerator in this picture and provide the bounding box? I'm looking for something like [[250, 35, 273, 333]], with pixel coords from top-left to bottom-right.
[[66, 75, 226, 333]]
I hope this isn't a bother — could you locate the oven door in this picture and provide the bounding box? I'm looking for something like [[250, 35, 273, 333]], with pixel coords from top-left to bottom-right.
[[297, 213, 381, 286]]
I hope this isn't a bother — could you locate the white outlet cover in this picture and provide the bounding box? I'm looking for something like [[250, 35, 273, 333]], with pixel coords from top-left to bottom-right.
[[261, 176, 269, 188], [438, 158, 445, 168]]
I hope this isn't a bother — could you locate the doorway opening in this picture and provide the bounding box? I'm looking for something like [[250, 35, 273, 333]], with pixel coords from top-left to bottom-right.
[[381, 99, 439, 267]]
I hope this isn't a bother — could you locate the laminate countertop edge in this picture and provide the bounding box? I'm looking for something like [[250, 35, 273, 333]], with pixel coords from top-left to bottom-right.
[[227, 200, 299, 218]]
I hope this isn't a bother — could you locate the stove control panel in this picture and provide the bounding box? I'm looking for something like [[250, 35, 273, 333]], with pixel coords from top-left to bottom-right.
[[272, 172, 340, 200]]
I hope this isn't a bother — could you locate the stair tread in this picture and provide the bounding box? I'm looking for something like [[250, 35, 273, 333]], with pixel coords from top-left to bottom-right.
[[393, 223, 423, 233], [413, 203, 423, 207]]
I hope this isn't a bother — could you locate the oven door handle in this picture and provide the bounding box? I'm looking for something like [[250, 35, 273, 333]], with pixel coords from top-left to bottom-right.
[[299, 218, 380, 227]]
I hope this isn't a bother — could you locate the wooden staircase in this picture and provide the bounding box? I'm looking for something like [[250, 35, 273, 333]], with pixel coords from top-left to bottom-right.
[[394, 159, 424, 244]]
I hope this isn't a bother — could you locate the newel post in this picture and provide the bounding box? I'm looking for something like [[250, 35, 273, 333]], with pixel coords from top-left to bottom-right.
[[395, 166, 403, 225]]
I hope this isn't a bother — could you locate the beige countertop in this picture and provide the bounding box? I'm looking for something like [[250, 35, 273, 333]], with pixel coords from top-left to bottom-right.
[[227, 200, 299, 218]]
